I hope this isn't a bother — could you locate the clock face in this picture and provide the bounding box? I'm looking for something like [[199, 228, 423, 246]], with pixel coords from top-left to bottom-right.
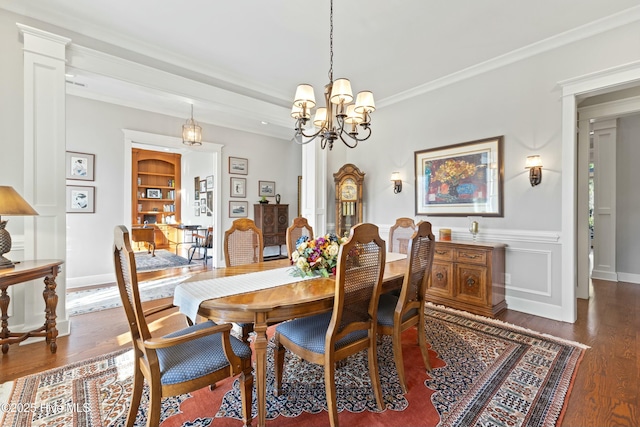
[[340, 178, 357, 201]]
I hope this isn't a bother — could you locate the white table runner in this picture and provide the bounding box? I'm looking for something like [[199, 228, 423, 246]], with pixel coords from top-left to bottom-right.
[[173, 252, 407, 322]]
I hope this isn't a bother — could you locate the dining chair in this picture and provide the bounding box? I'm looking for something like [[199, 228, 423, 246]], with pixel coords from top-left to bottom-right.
[[223, 218, 264, 342], [223, 218, 264, 267], [377, 220, 435, 393], [113, 225, 253, 427], [274, 223, 386, 427], [388, 217, 416, 254], [285, 217, 314, 257], [187, 226, 213, 265]]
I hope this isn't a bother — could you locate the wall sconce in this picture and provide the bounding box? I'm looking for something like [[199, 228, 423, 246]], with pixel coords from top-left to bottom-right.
[[525, 155, 543, 186], [391, 172, 402, 194]]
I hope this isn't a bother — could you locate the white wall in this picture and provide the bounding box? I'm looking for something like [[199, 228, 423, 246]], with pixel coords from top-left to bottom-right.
[[328, 21, 640, 320], [65, 95, 300, 287], [617, 114, 640, 281]]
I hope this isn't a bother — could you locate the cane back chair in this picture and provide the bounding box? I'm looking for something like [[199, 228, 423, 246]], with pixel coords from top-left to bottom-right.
[[285, 217, 314, 258], [388, 217, 417, 254]]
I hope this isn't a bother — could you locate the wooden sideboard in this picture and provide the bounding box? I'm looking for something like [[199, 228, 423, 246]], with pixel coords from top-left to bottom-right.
[[254, 204, 288, 258], [426, 241, 506, 318]]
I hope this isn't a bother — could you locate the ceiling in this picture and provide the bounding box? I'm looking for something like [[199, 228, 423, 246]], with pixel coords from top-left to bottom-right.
[[3, 0, 640, 140]]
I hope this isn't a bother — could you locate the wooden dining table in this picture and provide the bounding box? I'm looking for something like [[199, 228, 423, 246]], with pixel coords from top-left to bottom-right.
[[177, 256, 408, 427]]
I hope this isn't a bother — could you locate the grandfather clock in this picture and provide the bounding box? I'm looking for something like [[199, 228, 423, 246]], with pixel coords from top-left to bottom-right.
[[334, 163, 365, 237]]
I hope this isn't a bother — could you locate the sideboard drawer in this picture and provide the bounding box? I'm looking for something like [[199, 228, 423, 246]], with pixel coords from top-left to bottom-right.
[[455, 248, 487, 265], [434, 247, 454, 261]]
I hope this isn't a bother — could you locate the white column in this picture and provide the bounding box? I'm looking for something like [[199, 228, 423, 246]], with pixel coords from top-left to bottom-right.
[[591, 119, 618, 282], [301, 141, 327, 236], [576, 117, 591, 300], [18, 24, 70, 336]]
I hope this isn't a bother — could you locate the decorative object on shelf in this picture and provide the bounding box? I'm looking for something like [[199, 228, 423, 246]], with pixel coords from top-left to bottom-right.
[[468, 217, 480, 241], [229, 157, 248, 175], [290, 0, 375, 151], [258, 196, 269, 204], [182, 103, 202, 146], [391, 172, 402, 194], [66, 185, 95, 214], [65, 151, 95, 181], [415, 136, 504, 217], [259, 180, 275, 197], [275, 194, 281, 204], [0, 186, 39, 269], [289, 233, 346, 278], [231, 177, 246, 198], [439, 228, 451, 241], [525, 155, 543, 186], [146, 188, 162, 199], [229, 201, 248, 218]]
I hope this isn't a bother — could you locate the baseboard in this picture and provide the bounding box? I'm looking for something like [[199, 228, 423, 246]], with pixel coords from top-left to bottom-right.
[[505, 296, 567, 322], [66, 273, 115, 289], [617, 272, 640, 284], [591, 269, 618, 282]]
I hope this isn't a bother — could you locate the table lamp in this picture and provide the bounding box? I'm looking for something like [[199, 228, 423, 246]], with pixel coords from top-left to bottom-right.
[[0, 186, 39, 269]]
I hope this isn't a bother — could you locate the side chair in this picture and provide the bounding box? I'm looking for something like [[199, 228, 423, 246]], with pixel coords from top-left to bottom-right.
[[285, 216, 314, 258], [388, 217, 416, 254], [113, 225, 254, 427], [223, 218, 264, 266], [187, 226, 213, 265], [377, 220, 436, 393], [223, 218, 264, 341], [274, 223, 386, 427]]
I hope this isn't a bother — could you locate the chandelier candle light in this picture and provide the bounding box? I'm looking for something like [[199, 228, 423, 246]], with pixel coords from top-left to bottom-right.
[[291, 0, 375, 150]]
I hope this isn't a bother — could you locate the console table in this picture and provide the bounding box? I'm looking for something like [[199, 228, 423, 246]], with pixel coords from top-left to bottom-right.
[[0, 260, 63, 354]]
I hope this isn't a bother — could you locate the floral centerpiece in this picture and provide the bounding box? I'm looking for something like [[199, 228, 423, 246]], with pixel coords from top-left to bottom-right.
[[290, 233, 347, 277]]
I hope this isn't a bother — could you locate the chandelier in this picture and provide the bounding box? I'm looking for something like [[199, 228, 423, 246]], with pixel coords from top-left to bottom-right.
[[291, 0, 375, 150], [182, 104, 202, 146]]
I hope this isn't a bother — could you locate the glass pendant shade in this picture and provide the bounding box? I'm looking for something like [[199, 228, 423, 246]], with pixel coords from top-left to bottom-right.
[[294, 84, 316, 109], [182, 104, 202, 146], [329, 78, 353, 104]]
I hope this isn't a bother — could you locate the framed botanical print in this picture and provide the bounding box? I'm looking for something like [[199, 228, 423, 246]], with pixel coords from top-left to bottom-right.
[[66, 151, 95, 181], [66, 185, 95, 213]]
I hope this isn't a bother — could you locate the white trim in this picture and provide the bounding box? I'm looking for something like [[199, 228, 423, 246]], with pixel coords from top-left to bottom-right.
[[504, 296, 566, 323], [618, 272, 640, 284], [591, 270, 619, 282], [66, 273, 115, 289], [381, 6, 640, 108], [505, 248, 553, 297]]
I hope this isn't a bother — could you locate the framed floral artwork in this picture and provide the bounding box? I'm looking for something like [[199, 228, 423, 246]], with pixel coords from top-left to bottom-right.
[[66, 185, 95, 213], [414, 136, 503, 216]]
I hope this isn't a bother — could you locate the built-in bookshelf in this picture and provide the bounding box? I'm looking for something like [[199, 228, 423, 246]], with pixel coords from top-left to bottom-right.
[[132, 148, 182, 233]]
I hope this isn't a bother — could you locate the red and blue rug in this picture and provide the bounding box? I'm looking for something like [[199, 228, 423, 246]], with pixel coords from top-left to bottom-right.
[[0, 304, 587, 427]]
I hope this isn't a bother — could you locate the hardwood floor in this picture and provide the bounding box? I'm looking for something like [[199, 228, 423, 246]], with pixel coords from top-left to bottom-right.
[[0, 275, 638, 426]]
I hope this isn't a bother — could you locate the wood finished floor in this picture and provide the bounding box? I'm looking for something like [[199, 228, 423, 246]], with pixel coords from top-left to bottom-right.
[[0, 274, 637, 427]]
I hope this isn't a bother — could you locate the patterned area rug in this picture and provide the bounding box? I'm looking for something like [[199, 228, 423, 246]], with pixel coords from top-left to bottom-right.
[[66, 275, 194, 316], [0, 304, 587, 427], [134, 249, 195, 272]]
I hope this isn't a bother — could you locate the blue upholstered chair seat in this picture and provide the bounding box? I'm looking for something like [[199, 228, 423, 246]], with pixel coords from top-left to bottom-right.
[[276, 312, 368, 354], [377, 293, 418, 327], [157, 320, 252, 385]]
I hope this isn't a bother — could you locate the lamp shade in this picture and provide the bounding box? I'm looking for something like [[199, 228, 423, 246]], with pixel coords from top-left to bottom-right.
[[390, 172, 401, 182], [344, 105, 364, 124], [313, 107, 328, 128], [0, 186, 38, 216], [294, 84, 316, 109], [354, 90, 376, 113], [525, 155, 543, 169], [330, 78, 354, 104]]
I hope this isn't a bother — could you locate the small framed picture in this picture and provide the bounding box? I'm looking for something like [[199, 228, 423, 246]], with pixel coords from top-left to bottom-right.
[[231, 177, 246, 198], [194, 200, 200, 216], [229, 201, 248, 218], [199, 180, 207, 193], [206, 175, 214, 189], [200, 197, 207, 214], [194, 176, 200, 200], [259, 180, 276, 197], [229, 157, 248, 175], [66, 151, 95, 181], [66, 185, 95, 213], [146, 188, 162, 199]]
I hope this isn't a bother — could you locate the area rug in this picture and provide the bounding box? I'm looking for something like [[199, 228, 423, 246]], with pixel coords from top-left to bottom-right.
[[66, 275, 194, 316], [0, 304, 587, 427], [135, 249, 196, 272]]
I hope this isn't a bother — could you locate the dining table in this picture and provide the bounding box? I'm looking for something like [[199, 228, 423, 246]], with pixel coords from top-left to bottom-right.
[[173, 254, 408, 427]]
